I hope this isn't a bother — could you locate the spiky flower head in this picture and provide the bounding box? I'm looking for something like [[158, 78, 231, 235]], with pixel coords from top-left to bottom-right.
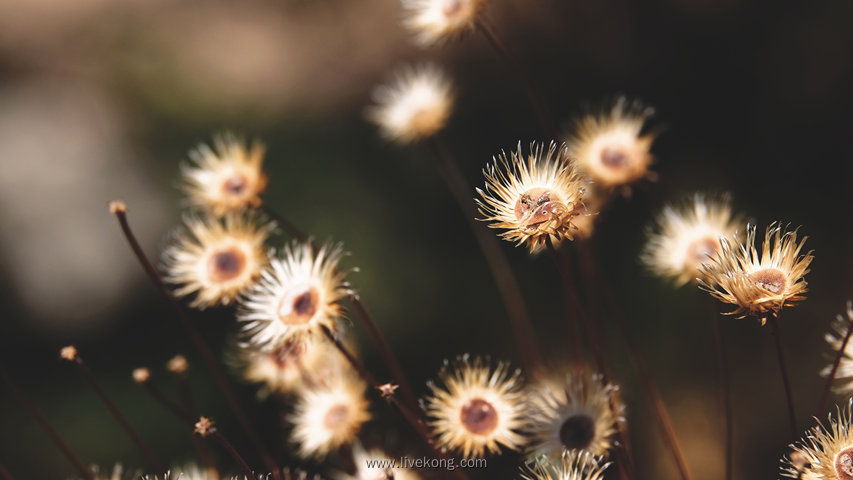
[[521, 451, 611, 480], [783, 400, 853, 480], [642, 193, 741, 286], [402, 0, 486, 46], [367, 63, 453, 144], [238, 241, 351, 349], [477, 142, 587, 253], [236, 336, 345, 396], [565, 98, 655, 190], [336, 443, 422, 480], [181, 133, 268, 216], [162, 213, 274, 309], [289, 375, 371, 459], [699, 223, 813, 324], [423, 355, 526, 458], [528, 370, 624, 459], [822, 302, 853, 396]]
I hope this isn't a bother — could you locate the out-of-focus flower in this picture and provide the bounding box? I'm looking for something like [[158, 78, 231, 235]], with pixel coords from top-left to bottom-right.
[[402, 0, 486, 46]]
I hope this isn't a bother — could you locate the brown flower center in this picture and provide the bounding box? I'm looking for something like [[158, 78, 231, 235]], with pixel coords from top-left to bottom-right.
[[686, 237, 720, 267], [459, 397, 499, 436], [514, 188, 568, 229], [442, 0, 465, 17], [323, 404, 350, 431], [410, 107, 441, 137], [222, 173, 249, 196], [749, 268, 787, 294], [277, 285, 320, 326], [835, 446, 853, 480], [559, 414, 596, 450], [600, 146, 629, 170], [206, 246, 247, 282]]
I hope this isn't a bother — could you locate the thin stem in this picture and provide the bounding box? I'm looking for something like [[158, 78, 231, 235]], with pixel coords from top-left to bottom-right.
[[110, 202, 281, 480], [170, 365, 219, 476], [818, 307, 853, 416], [475, 19, 556, 139], [210, 431, 254, 480], [713, 313, 733, 480], [0, 459, 14, 480], [349, 296, 422, 416], [769, 315, 798, 438], [0, 362, 94, 480], [66, 358, 165, 476], [427, 138, 544, 378], [260, 205, 308, 243]]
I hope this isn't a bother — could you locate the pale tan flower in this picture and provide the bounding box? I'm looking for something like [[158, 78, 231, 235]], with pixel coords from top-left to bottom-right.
[[181, 133, 268, 216], [367, 63, 453, 144], [424, 355, 526, 458], [642, 193, 741, 286], [289, 375, 371, 459], [528, 370, 623, 459], [565, 98, 655, 190], [238, 241, 351, 349], [237, 336, 345, 395], [336, 443, 422, 480], [700, 223, 813, 324], [477, 142, 587, 253], [784, 400, 853, 480], [162, 213, 273, 309], [402, 0, 486, 46], [521, 451, 610, 480]]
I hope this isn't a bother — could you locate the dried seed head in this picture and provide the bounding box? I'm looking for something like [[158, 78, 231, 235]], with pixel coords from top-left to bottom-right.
[[783, 400, 853, 480], [167, 355, 188, 375], [194, 416, 216, 437], [60, 345, 79, 362], [402, 0, 486, 46], [132, 368, 151, 384]]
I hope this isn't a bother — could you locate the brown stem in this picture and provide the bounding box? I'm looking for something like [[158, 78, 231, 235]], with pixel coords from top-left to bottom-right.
[[427, 138, 544, 378], [0, 363, 94, 480], [713, 313, 733, 480], [348, 296, 422, 416], [110, 202, 281, 480], [210, 431, 255, 480], [818, 306, 853, 416], [259, 205, 307, 243], [171, 367, 219, 476], [475, 19, 556, 140], [769, 315, 798, 438], [66, 358, 165, 476]]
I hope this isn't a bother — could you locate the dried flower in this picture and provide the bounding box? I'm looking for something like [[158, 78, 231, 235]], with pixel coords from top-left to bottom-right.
[[528, 370, 623, 459], [237, 336, 344, 395], [166, 355, 188, 375], [700, 223, 813, 324], [642, 193, 741, 286], [822, 302, 853, 395], [132, 368, 151, 383], [181, 133, 268, 216], [162, 213, 274, 309], [424, 355, 526, 458], [521, 451, 610, 480], [565, 98, 655, 190], [402, 0, 486, 46], [783, 400, 853, 480], [336, 443, 422, 480], [60, 345, 79, 362], [238, 241, 351, 349], [289, 375, 371, 459], [476, 142, 587, 253], [368, 63, 453, 144]]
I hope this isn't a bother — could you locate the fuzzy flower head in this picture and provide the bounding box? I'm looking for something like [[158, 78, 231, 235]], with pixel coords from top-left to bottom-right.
[[162, 213, 274, 309], [367, 63, 453, 144], [521, 451, 611, 480], [822, 302, 853, 396], [565, 98, 656, 190], [289, 375, 371, 459], [181, 133, 268, 216], [238, 241, 351, 349], [423, 355, 527, 458], [477, 142, 587, 253], [528, 370, 624, 459], [237, 336, 345, 396], [700, 223, 813, 324], [642, 193, 741, 286], [336, 444, 422, 480], [783, 400, 853, 480], [402, 0, 486, 46]]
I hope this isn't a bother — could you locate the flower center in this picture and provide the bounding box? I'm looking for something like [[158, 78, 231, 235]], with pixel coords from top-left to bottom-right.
[[514, 188, 568, 229], [559, 414, 596, 450], [442, 0, 466, 18], [277, 285, 320, 326], [686, 236, 720, 267], [323, 404, 350, 431], [222, 172, 249, 196], [749, 268, 787, 294], [410, 106, 441, 136], [459, 397, 499, 436], [600, 146, 629, 170], [835, 446, 853, 480], [206, 246, 247, 282]]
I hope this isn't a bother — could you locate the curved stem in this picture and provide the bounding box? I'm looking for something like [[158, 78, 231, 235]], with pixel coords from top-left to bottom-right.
[[818, 307, 853, 416], [769, 315, 797, 438], [713, 312, 733, 480]]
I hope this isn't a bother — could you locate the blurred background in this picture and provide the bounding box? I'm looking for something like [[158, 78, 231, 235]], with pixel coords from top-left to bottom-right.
[[1, 0, 852, 478]]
